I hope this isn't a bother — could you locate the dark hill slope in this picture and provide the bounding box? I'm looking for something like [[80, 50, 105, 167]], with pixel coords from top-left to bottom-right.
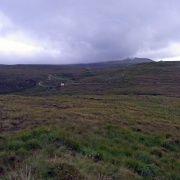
[[109, 61, 180, 95], [0, 61, 179, 96], [75, 57, 153, 68], [56, 61, 179, 96], [0, 65, 85, 94]]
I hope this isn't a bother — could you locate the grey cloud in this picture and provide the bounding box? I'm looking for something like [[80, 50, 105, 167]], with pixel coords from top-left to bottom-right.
[[0, 0, 180, 64]]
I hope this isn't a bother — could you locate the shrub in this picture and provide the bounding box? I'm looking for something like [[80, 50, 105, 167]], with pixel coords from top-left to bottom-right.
[[124, 158, 144, 173], [65, 138, 81, 152], [16, 147, 29, 157], [124, 158, 158, 176], [138, 164, 157, 176], [24, 139, 41, 150], [80, 147, 94, 156], [134, 152, 153, 163], [150, 147, 163, 157], [43, 146, 56, 156], [32, 127, 48, 137], [43, 162, 83, 180], [0, 153, 19, 170], [59, 146, 67, 153], [161, 140, 175, 151], [94, 151, 104, 162], [5, 140, 24, 151], [17, 132, 33, 142]]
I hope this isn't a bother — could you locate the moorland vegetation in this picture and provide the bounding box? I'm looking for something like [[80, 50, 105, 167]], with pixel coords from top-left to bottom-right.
[[0, 61, 179, 179]]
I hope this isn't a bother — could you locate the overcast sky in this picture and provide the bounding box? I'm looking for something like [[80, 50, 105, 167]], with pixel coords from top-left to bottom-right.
[[0, 0, 180, 64]]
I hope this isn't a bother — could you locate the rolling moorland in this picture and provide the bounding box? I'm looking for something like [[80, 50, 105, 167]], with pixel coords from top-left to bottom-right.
[[0, 60, 180, 179]]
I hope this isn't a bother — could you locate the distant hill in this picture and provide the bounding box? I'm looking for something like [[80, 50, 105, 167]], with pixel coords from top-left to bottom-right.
[[75, 57, 154, 68], [0, 61, 179, 96], [57, 61, 179, 96]]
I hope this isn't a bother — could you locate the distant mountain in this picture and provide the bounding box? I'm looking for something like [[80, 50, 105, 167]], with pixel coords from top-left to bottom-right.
[[103, 57, 153, 65], [75, 57, 154, 68], [121, 57, 153, 64]]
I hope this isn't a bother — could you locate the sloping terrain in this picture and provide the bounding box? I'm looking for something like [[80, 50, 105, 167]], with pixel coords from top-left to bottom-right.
[[106, 61, 180, 96], [29, 61, 180, 96], [0, 61, 179, 96], [0, 65, 84, 94], [0, 61, 179, 179], [0, 94, 179, 179]]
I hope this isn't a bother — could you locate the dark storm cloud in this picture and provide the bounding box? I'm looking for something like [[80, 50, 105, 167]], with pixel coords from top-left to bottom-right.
[[0, 0, 180, 64]]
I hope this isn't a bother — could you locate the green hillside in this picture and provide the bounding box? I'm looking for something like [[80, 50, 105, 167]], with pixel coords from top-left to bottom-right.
[[0, 61, 179, 96], [0, 61, 179, 179]]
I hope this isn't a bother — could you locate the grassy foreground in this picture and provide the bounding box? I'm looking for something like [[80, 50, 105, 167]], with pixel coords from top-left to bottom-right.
[[0, 94, 179, 179]]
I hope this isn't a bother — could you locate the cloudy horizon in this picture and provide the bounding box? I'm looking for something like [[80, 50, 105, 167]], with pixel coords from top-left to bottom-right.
[[0, 0, 180, 64]]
